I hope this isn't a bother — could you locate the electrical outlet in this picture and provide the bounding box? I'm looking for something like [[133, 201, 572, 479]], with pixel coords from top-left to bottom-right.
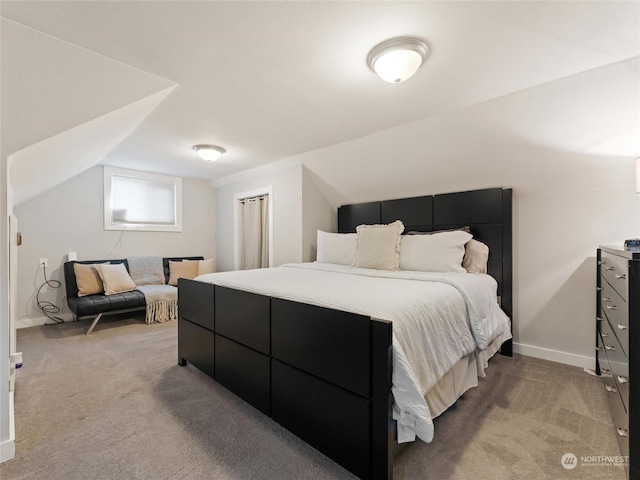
[[39, 258, 48, 268]]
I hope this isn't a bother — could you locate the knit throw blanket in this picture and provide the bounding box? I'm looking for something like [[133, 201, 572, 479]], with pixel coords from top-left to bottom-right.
[[127, 257, 177, 324]]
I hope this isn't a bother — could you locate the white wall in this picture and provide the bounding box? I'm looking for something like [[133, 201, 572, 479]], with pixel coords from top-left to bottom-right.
[[13, 165, 216, 327], [212, 58, 639, 369], [214, 161, 304, 272], [214, 162, 336, 271], [301, 165, 336, 262], [1, 152, 15, 461]]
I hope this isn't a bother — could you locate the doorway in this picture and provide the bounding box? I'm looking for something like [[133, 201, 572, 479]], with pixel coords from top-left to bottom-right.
[[233, 187, 273, 270]]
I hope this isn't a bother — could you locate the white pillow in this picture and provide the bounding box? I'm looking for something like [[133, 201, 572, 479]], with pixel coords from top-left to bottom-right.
[[316, 231, 356, 265], [463, 239, 489, 274], [354, 220, 404, 270], [399, 230, 472, 273]]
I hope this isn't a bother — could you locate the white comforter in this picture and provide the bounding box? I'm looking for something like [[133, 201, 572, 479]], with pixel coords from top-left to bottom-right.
[[195, 262, 511, 443]]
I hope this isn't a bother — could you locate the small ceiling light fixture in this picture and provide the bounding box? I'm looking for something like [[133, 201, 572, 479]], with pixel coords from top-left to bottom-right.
[[193, 144, 226, 162], [367, 37, 429, 84]]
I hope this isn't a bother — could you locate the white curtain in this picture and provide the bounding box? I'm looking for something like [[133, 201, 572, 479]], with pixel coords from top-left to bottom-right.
[[238, 195, 269, 270]]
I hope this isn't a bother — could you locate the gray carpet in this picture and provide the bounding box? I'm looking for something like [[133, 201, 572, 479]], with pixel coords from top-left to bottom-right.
[[1, 314, 627, 480]]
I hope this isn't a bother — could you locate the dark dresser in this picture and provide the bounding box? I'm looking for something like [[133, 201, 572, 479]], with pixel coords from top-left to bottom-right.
[[597, 246, 640, 478]]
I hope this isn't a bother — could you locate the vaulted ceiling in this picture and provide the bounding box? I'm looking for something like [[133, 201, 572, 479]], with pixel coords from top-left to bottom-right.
[[2, 1, 638, 203]]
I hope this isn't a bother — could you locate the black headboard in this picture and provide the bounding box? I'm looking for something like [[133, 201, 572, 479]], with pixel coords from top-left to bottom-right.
[[337, 187, 513, 355]]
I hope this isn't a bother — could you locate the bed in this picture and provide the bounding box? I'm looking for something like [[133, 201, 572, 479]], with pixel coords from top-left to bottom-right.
[[177, 187, 513, 480]]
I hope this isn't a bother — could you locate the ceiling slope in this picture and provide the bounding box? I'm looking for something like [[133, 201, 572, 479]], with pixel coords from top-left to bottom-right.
[[9, 86, 176, 206], [1, 1, 638, 182], [1, 17, 176, 204], [0, 18, 175, 159]]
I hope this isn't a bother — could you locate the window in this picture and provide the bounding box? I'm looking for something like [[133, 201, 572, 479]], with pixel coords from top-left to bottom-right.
[[104, 166, 182, 232]]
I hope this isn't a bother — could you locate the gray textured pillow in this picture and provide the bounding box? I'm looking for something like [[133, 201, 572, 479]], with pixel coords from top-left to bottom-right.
[[354, 220, 404, 270]]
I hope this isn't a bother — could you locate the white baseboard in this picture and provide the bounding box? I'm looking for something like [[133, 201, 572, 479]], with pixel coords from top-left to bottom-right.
[[0, 392, 15, 463], [513, 342, 596, 370], [17, 314, 74, 329], [0, 438, 15, 463]]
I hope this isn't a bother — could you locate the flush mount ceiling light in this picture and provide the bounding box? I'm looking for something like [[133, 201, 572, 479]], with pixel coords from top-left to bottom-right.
[[367, 37, 429, 83], [193, 144, 226, 162]]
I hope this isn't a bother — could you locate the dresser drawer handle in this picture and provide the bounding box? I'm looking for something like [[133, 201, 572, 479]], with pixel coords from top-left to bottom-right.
[[605, 385, 617, 393], [596, 346, 603, 351], [605, 345, 616, 351], [615, 274, 626, 280], [605, 305, 617, 311], [601, 368, 611, 375], [596, 286, 602, 291], [596, 316, 604, 322], [605, 266, 615, 271], [601, 332, 609, 338], [616, 376, 628, 384], [617, 323, 627, 331], [602, 297, 610, 302], [598, 260, 603, 266], [617, 428, 628, 438]]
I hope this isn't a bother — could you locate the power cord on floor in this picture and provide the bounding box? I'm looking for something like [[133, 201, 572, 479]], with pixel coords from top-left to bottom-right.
[[37, 263, 65, 325]]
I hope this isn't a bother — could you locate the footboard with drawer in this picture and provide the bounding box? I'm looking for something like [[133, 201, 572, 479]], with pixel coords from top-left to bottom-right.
[[178, 281, 394, 480]]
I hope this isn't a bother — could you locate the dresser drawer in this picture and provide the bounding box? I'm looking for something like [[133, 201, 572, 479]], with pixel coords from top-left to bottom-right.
[[602, 357, 628, 447], [607, 389, 630, 458], [603, 362, 625, 410], [600, 278, 629, 355], [600, 318, 629, 411], [606, 385, 630, 459], [598, 328, 612, 374], [601, 251, 629, 301]]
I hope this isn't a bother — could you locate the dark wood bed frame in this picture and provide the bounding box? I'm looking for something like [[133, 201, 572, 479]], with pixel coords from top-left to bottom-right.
[[178, 187, 513, 479]]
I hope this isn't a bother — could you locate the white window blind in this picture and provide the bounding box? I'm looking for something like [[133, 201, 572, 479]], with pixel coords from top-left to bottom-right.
[[104, 167, 183, 232]]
